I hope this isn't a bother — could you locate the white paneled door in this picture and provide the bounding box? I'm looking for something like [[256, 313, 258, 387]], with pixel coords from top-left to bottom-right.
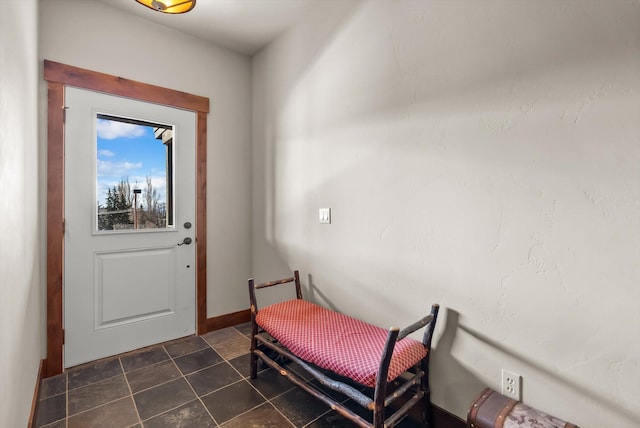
[[64, 87, 196, 368]]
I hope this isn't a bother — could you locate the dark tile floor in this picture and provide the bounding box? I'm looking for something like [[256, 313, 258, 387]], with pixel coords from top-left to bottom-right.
[[36, 322, 428, 428]]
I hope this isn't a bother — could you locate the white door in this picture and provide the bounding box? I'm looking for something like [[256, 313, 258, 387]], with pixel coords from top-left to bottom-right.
[[64, 87, 196, 368]]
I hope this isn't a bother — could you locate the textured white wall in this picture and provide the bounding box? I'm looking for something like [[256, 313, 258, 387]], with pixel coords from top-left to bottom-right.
[[252, 1, 640, 426], [39, 0, 253, 317], [0, 0, 42, 426]]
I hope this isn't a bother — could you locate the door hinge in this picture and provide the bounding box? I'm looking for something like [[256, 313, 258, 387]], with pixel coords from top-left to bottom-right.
[[62, 219, 65, 235], [63, 106, 69, 123], [62, 329, 65, 345]]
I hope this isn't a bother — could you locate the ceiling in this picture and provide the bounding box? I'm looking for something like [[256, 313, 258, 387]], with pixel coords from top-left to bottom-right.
[[91, 0, 327, 56]]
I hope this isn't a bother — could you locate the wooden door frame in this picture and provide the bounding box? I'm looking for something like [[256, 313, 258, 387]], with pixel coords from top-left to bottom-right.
[[44, 60, 209, 377]]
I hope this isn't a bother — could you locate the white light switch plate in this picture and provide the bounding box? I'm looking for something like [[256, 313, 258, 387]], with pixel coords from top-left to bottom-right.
[[319, 208, 331, 224]]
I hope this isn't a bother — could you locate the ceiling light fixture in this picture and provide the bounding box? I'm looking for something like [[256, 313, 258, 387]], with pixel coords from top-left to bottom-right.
[[135, 0, 196, 14]]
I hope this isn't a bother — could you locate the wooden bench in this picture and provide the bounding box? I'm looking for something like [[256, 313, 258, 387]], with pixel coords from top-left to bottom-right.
[[248, 270, 439, 428]]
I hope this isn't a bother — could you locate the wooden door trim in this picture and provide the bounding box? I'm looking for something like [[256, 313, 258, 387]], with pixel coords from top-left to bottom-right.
[[44, 60, 209, 377]]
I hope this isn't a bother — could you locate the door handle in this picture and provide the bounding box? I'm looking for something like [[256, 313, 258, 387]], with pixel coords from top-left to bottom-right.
[[178, 237, 193, 246]]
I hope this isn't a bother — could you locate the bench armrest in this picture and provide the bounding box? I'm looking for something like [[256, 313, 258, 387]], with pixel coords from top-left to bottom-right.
[[397, 304, 439, 347]]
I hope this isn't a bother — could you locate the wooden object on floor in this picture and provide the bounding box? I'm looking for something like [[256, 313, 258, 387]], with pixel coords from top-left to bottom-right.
[[467, 388, 578, 428]]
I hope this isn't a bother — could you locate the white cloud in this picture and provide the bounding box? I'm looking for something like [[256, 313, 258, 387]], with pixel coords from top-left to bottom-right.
[[97, 119, 146, 140], [98, 159, 143, 176], [97, 174, 167, 206], [129, 175, 167, 202], [98, 149, 115, 157]]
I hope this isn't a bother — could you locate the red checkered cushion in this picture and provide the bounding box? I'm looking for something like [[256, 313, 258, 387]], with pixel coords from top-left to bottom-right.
[[256, 299, 428, 388]]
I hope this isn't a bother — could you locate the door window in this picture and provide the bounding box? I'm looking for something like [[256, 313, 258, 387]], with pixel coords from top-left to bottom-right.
[[96, 114, 174, 232]]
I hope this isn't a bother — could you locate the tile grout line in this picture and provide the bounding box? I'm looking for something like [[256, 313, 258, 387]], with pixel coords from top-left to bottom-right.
[[65, 371, 69, 428], [230, 326, 298, 428], [237, 325, 363, 428], [204, 326, 254, 381], [59, 394, 145, 421], [164, 343, 221, 427], [37, 377, 69, 428], [221, 401, 296, 428], [64, 371, 133, 416], [60, 383, 141, 421], [250, 378, 321, 428], [199, 331, 273, 426], [302, 408, 343, 428], [124, 354, 202, 395], [119, 357, 143, 427], [119, 339, 240, 401], [125, 347, 212, 425], [198, 326, 296, 427], [175, 356, 223, 377], [70, 348, 225, 426], [66, 359, 123, 393], [60, 326, 321, 428]]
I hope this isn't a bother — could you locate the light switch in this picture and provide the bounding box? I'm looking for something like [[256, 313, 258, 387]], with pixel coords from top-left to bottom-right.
[[319, 208, 331, 224]]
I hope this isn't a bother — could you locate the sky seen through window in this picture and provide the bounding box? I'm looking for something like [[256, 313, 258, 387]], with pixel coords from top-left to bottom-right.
[[96, 118, 169, 207]]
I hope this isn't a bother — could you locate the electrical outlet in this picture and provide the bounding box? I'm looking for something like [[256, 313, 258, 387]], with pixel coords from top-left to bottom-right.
[[501, 369, 522, 401]]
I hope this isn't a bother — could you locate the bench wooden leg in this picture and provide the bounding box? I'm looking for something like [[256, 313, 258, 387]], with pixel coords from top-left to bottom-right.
[[249, 347, 258, 380], [248, 277, 259, 380], [249, 321, 259, 379]]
